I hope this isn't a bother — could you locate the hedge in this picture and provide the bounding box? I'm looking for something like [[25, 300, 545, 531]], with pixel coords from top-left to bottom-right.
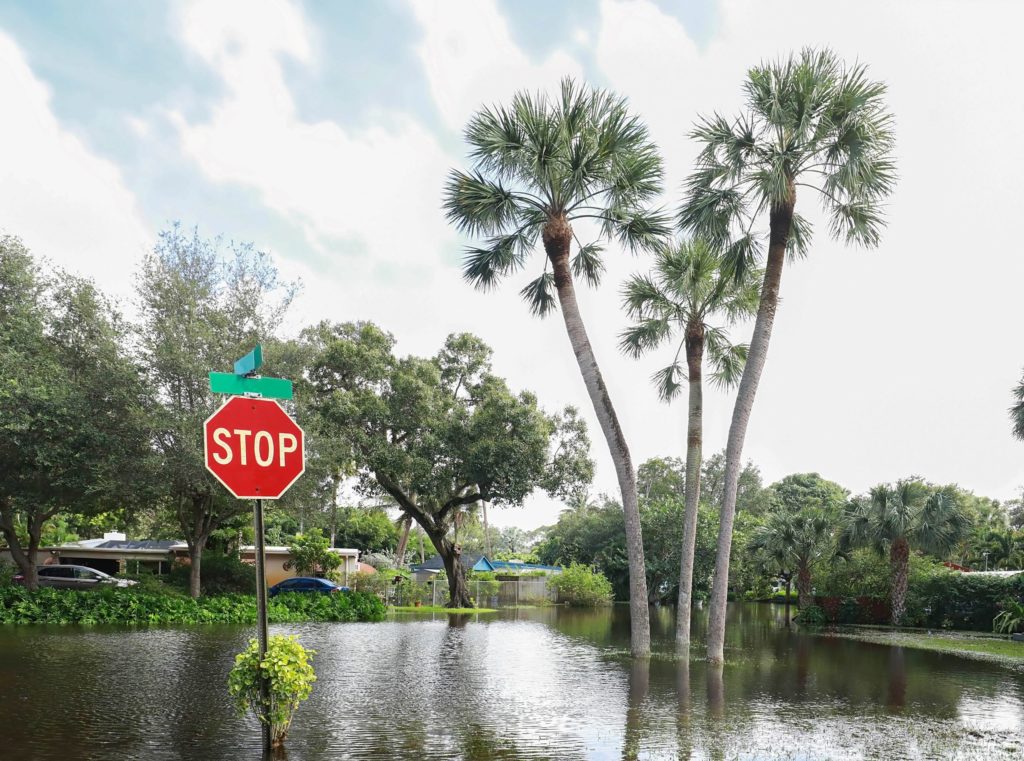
[[0, 586, 386, 626]]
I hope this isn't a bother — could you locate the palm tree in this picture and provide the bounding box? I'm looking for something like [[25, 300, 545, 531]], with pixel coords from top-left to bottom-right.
[[840, 480, 969, 625], [444, 78, 670, 656], [619, 238, 758, 646], [679, 49, 897, 663], [749, 509, 832, 615], [1011, 372, 1024, 440]]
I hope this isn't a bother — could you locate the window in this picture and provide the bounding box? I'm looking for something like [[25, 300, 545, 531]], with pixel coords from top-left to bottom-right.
[[40, 566, 73, 578]]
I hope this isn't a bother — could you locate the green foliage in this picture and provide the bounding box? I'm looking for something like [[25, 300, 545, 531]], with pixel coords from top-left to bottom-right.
[[167, 551, 256, 595], [619, 236, 759, 397], [0, 236, 152, 579], [306, 322, 592, 606], [334, 509, 400, 553], [537, 480, 718, 603], [468, 570, 500, 597], [135, 224, 298, 595], [679, 48, 897, 278], [904, 571, 1024, 631], [549, 563, 613, 607], [794, 604, 827, 627], [1012, 370, 1024, 441], [815, 548, 893, 598], [0, 560, 15, 587], [288, 528, 342, 577], [228, 635, 316, 747], [993, 598, 1024, 635], [444, 78, 669, 309], [0, 586, 385, 625]]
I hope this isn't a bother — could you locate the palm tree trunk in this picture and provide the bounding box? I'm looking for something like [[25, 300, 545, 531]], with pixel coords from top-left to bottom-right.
[[676, 328, 704, 647], [890, 537, 910, 625], [796, 562, 813, 610], [395, 515, 412, 567], [706, 196, 795, 665], [546, 217, 650, 657]]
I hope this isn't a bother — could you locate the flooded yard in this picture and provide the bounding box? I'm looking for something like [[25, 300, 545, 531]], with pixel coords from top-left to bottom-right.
[[0, 603, 1021, 759]]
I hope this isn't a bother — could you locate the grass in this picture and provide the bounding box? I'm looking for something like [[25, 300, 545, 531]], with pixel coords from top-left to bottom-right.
[[390, 605, 499, 614], [829, 627, 1024, 670]]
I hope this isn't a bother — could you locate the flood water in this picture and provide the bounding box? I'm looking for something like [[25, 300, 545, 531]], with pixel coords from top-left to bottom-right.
[[0, 603, 1021, 760]]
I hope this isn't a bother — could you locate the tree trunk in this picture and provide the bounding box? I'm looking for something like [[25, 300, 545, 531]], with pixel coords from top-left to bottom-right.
[[676, 326, 705, 647], [796, 562, 813, 611], [545, 216, 650, 657], [890, 537, 910, 625], [395, 515, 412, 567], [188, 540, 205, 599], [433, 533, 472, 608], [784, 575, 792, 627], [706, 192, 795, 665], [0, 502, 46, 591], [481, 498, 493, 558]]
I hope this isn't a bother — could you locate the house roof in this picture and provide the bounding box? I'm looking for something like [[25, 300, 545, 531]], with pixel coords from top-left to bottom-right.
[[489, 560, 562, 573], [410, 554, 494, 573]]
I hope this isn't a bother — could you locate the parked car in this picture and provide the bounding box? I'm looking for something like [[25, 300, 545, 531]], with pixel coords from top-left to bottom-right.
[[268, 577, 349, 597], [14, 564, 138, 589]]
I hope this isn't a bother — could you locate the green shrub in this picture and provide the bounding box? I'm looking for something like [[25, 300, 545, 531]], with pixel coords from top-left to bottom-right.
[[906, 571, 1024, 631], [228, 635, 316, 747], [0, 586, 385, 625], [795, 604, 827, 627], [549, 563, 613, 607], [167, 551, 256, 595], [993, 598, 1024, 635], [0, 560, 16, 587]]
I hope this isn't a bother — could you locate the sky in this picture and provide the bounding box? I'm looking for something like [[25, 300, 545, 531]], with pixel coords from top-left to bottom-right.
[[1, 0, 1023, 530]]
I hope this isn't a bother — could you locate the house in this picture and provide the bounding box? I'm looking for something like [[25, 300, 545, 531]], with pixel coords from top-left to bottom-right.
[[237, 545, 360, 586], [3, 532, 361, 587], [409, 554, 562, 583], [409, 553, 494, 583]]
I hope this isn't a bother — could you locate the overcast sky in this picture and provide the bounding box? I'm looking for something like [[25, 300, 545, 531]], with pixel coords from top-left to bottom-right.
[[2, 0, 1023, 530]]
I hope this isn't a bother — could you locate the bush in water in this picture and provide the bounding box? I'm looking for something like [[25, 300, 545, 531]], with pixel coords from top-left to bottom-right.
[[549, 563, 614, 607], [0, 586, 385, 625], [228, 635, 316, 747]]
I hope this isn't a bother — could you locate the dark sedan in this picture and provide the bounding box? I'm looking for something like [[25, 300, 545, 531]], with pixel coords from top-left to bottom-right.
[[268, 577, 349, 597]]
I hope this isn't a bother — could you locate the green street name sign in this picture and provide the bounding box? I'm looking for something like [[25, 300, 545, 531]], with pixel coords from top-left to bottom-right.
[[209, 372, 293, 400], [234, 345, 263, 376]]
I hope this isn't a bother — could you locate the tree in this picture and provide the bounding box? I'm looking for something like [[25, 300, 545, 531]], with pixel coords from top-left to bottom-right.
[[621, 237, 758, 646], [287, 528, 342, 578], [749, 509, 832, 614], [333, 508, 400, 554], [0, 237, 151, 589], [136, 224, 297, 598], [443, 78, 670, 656], [679, 49, 897, 663], [840, 480, 969, 624], [307, 324, 592, 608], [1012, 371, 1024, 441], [499, 526, 528, 556]]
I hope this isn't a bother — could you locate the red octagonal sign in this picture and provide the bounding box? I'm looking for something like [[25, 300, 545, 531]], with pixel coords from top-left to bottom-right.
[[204, 397, 305, 500]]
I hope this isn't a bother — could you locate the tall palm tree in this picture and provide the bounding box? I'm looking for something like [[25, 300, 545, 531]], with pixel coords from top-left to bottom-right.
[[444, 78, 670, 656], [620, 238, 758, 646], [1011, 372, 1024, 440], [749, 509, 832, 613], [840, 480, 969, 625], [679, 49, 897, 663]]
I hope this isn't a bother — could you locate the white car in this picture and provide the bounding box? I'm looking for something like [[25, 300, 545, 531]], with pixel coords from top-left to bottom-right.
[[16, 564, 139, 589]]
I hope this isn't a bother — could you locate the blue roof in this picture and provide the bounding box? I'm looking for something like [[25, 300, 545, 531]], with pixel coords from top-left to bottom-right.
[[489, 561, 562, 573], [410, 554, 494, 573]]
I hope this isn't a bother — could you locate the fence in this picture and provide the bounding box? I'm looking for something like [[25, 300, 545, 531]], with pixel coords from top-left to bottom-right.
[[388, 577, 556, 608]]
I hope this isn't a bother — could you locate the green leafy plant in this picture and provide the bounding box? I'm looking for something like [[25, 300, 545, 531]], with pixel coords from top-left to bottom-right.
[[794, 604, 827, 627], [549, 563, 613, 607], [228, 635, 316, 747], [288, 528, 342, 578], [993, 598, 1024, 635]]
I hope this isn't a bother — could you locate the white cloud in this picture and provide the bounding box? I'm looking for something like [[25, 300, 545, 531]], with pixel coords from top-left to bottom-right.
[[172, 0, 456, 331], [409, 0, 584, 131], [0, 31, 150, 299]]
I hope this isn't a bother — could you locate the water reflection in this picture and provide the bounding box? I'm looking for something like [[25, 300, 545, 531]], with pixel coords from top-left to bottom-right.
[[0, 604, 1021, 760]]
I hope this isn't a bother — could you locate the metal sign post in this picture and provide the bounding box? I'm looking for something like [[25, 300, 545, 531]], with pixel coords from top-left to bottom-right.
[[204, 345, 303, 755]]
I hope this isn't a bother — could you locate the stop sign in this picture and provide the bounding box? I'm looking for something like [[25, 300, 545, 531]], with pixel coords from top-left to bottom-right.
[[204, 397, 305, 499]]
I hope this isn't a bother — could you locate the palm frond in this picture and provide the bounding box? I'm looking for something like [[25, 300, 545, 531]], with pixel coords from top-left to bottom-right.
[[651, 362, 684, 402], [443, 170, 525, 236], [461, 229, 536, 290], [519, 272, 557, 317], [571, 242, 605, 287], [618, 318, 672, 359], [1011, 372, 1024, 441]]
